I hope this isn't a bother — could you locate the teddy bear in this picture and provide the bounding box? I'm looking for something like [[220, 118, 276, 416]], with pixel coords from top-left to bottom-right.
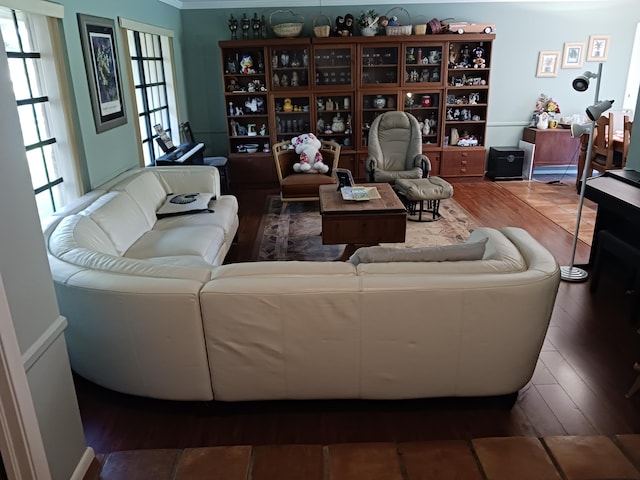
[[291, 133, 328, 174]]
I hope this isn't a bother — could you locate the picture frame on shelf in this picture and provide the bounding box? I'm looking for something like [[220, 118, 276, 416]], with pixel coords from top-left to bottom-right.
[[587, 35, 610, 62], [561, 42, 585, 69], [77, 14, 127, 133], [536, 51, 560, 78]]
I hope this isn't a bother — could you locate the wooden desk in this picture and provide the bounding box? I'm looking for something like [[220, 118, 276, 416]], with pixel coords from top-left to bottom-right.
[[319, 183, 406, 260], [522, 127, 582, 167]]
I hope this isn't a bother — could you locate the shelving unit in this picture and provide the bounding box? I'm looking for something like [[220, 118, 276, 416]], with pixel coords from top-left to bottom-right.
[[219, 33, 494, 187]]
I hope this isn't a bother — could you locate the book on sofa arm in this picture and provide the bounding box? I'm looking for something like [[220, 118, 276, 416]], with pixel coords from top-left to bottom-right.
[[341, 186, 381, 201]]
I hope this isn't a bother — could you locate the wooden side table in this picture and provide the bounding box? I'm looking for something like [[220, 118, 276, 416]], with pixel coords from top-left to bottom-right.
[[521, 127, 582, 168]]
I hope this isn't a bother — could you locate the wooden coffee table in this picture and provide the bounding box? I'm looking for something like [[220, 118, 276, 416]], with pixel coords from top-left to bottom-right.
[[319, 183, 407, 261]]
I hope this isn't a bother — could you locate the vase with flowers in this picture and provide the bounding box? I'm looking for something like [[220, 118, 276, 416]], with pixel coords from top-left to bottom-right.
[[358, 10, 381, 36], [531, 93, 561, 128]]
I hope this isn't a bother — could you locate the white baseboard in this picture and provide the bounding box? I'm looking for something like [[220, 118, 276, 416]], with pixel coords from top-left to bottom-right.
[[69, 447, 95, 480]]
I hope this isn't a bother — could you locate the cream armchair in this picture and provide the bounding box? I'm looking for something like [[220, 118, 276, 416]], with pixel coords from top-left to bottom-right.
[[366, 111, 431, 183]]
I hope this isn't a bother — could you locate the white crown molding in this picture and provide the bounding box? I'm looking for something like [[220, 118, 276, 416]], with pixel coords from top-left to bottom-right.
[[161, 0, 600, 9]]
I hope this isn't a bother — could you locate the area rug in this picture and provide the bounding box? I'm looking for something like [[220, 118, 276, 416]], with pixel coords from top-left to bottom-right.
[[254, 196, 481, 261]]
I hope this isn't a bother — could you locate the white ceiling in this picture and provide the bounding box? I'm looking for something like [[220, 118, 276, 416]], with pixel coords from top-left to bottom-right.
[[160, 0, 593, 9]]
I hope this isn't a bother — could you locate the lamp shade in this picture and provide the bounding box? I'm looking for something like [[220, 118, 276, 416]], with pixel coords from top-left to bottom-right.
[[572, 71, 597, 92], [570, 122, 593, 138], [586, 99, 614, 121]]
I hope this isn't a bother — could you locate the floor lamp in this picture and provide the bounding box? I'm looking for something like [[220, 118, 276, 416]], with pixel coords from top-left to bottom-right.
[[561, 63, 614, 282]]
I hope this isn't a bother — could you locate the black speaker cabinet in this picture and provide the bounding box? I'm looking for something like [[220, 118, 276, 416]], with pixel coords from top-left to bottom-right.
[[486, 146, 524, 181]]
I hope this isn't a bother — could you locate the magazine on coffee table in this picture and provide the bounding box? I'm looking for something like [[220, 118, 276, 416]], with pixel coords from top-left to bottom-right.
[[340, 186, 381, 201]]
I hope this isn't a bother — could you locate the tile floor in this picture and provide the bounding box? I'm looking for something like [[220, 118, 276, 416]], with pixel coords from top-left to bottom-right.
[[87, 435, 640, 479]]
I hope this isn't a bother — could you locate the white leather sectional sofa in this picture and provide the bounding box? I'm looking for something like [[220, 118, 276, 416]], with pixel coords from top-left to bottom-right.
[[43, 166, 560, 403]]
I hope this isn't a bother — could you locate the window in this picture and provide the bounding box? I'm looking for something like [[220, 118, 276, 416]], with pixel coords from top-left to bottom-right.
[[124, 22, 178, 166], [1, 6, 78, 218]]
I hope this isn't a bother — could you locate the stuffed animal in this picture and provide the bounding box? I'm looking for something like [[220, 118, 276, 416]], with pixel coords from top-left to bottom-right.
[[291, 133, 328, 174]]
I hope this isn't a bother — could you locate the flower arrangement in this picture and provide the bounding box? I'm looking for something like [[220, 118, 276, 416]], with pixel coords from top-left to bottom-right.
[[357, 10, 384, 35], [534, 93, 561, 116], [357, 10, 379, 28]]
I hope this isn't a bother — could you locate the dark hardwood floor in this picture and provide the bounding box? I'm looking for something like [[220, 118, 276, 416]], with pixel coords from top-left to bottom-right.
[[74, 180, 640, 454]]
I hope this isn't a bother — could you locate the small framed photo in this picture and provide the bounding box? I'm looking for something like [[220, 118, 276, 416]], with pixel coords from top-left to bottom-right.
[[587, 35, 610, 61], [333, 168, 355, 190], [536, 51, 560, 77], [562, 42, 585, 68]]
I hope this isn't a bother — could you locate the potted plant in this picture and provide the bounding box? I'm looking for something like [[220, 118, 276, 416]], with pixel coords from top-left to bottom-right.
[[357, 10, 381, 36]]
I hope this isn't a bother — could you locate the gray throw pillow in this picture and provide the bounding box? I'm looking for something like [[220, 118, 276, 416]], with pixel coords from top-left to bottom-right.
[[156, 193, 215, 218], [349, 238, 488, 266]]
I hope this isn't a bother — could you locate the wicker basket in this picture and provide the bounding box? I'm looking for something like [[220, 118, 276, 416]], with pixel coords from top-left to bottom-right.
[[270, 10, 304, 38], [385, 7, 412, 36], [313, 14, 331, 38], [413, 15, 427, 35]]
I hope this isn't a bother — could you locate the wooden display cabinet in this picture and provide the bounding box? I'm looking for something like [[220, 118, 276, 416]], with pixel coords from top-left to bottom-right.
[[218, 33, 495, 187]]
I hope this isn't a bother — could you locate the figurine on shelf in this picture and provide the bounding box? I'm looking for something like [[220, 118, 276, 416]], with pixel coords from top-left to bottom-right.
[[251, 13, 261, 39], [230, 119, 239, 136], [473, 46, 486, 68], [448, 44, 457, 68], [228, 15, 238, 40], [291, 71, 299, 87], [272, 73, 280, 87], [260, 124, 267, 136], [241, 14, 250, 40]]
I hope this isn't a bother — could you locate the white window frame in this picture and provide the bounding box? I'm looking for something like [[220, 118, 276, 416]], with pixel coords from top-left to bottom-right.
[[0, 0, 81, 219], [119, 18, 179, 166]]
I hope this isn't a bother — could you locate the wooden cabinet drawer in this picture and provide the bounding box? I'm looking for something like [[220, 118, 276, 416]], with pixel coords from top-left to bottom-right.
[[440, 148, 486, 177], [229, 152, 278, 187]]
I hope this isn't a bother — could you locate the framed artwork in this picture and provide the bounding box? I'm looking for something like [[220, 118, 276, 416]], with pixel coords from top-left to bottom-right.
[[561, 42, 585, 68], [77, 14, 127, 133], [536, 51, 560, 77], [587, 35, 610, 61]]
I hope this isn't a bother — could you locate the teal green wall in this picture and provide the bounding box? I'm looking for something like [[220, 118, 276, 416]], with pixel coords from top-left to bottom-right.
[[56, 0, 185, 189], [180, 1, 640, 157]]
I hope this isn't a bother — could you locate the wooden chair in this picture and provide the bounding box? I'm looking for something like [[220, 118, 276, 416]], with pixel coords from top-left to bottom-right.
[[273, 140, 341, 210], [589, 113, 616, 173], [622, 115, 633, 167]]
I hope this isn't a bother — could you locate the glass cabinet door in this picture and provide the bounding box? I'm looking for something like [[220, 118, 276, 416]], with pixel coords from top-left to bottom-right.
[[312, 45, 354, 89], [314, 93, 354, 150], [268, 45, 311, 91], [359, 44, 400, 88], [272, 94, 312, 144], [402, 43, 444, 86], [402, 91, 441, 147], [359, 92, 400, 147]]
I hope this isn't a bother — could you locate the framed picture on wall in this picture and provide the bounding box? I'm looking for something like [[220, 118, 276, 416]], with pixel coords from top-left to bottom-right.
[[587, 35, 610, 61], [77, 13, 127, 133], [561, 42, 585, 68], [536, 51, 560, 77]]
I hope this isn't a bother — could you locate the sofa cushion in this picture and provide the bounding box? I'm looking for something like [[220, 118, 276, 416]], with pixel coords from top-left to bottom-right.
[[80, 191, 150, 255], [349, 238, 488, 266], [49, 214, 118, 257], [124, 225, 225, 264], [154, 195, 239, 241], [109, 171, 168, 226], [156, 193, 215, 218]]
